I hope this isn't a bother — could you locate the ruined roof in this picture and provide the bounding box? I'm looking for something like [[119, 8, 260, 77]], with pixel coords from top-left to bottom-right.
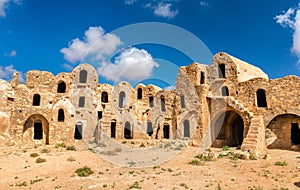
[[224, 53, 269, 82]]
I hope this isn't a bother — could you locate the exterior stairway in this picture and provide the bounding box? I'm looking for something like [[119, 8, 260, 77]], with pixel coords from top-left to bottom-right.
[[241, 114, 267, 158], [225, 96, 253, 118]]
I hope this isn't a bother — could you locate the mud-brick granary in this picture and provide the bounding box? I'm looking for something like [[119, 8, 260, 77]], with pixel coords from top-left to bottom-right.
[[0, 52, 300, 157]]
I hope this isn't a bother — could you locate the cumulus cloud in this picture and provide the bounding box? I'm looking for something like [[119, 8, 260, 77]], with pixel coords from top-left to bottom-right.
[[98, 47, 159, 82], [124, 0, 137, 5], [200, 1, 209, 7], [0, 65, 25, 83], [275, 4, 300, 66], [153, 2, 178, 19], [4, 50, 17, 57], [0, 0, 21, 17], [60, 26, 121, 63]]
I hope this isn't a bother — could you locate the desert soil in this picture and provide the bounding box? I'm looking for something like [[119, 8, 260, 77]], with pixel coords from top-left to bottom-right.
[[0, 140, 299, 190]]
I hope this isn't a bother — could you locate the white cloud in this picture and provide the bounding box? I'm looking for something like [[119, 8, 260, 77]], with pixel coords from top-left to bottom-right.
[[200, 1, 209, 7], [60, 26, 121, 63], [275, 4, 300, 66], [153, 2, 178, 19], [124, 0, 137, 5], [0, 65, 25, 83], [164, 85, 175, 90], [98, 47, 159, 82], [4, 50, 16, 57], [0, 0, 21, 17], [62, 63, 74, 71]]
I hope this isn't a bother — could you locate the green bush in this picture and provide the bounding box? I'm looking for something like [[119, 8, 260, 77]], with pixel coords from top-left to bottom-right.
[[75, 166, 94, 177], [66, 146, 76, 151], [189, 159, 202, 165], [222, 146, 230, 151], [55, 143, 67, 148], [275, 161, 288, 166], [36, 157, 46, 163], [30, 153, 39, 157]]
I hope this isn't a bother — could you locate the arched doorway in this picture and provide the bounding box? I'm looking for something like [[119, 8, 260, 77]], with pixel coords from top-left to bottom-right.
[[267, 114, 300, 149], [163, 124, 170, 139], [124, 121, 132, 139], [23, 114, 49, 144], [212, 111, 244, 147]]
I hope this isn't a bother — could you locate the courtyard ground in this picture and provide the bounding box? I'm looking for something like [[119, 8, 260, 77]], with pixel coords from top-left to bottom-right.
[[0, 140, 299, 190]]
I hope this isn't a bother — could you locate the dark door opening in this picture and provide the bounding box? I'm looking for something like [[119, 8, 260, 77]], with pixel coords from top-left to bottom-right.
[[147, 121, 153, 136], [218, 64, 225, 78], [183, 120, 190, 138], [34, 122, 43, 140], [98, 111, 102, 120], [124, 122, 132, 139], [163, 125, 170, 139], [291, 123, 300, 145], [111, 122, 116, 138], [74, 124, 82, 140]]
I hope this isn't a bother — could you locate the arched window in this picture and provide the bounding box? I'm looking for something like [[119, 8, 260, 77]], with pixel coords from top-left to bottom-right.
[[183, 120, 190, 138], [180, 95, 185, 108], [58, 109, 65, 122], [137, 88, 142, 100], [119, 91, 126, 108], [221, 86, 229, 96], [79, 70, 87, 83], [57, 81, 66, 93], [33, 94, 41, 106], [101, 91, 108, 103], [79, 96, 85, 107], [147, 121, 153, 136], [256, 89, 267, 107], [161, 96, 166, 112], [124, 121, 132, 139], [218, 64, 226, 78]]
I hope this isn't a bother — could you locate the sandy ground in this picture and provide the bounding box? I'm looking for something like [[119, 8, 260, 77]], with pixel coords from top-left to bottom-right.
[[0, 141, 299, 190]]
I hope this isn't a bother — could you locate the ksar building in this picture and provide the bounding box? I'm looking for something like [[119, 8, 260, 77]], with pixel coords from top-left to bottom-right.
[[0, 52, 299, 157]]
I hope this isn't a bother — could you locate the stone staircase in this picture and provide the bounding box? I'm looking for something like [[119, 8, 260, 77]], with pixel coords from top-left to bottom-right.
[[241, 114, 266, 158], [225, 96, 253, 118]]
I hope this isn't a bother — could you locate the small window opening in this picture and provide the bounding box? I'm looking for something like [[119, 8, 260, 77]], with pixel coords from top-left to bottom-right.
[[58, 109, 65, 122], [119, 91, 126, 108], [57, 81, 66, 93], [137, 88, 143, 100], [180, 95, 185, 108], [161, 96, 166, 112], [149, 96, 154, 107], [218, 64, 226, 78], [33, 94, 41, 106], [221, 86, 229, 96], [79, 96, 85, 107], [101, 92, 108, 103], [256, 89, 267, 107], [79, 70, 87, 83], [200, 71, 205, 84]]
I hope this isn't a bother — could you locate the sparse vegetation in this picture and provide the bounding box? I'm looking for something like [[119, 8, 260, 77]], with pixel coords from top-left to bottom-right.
[[179, 183, 189, 189], [222, 146, 230, 151], [66, 145, 76, 151], [189, 159, 203, 165], [41, 148, 50, 153], [15, 181, 27, 187], [67, 156, 76, 162], [140, 143, 145, 147], [36, 157, 46, 163], [30, 178, 43, 184], [128, 181, 141, 189], [55, 143, 67, 148], [75, 166, 94, 177], [275, 161, 288, 166], [30, 153, 39, 157], [114, 147, 122, 152]]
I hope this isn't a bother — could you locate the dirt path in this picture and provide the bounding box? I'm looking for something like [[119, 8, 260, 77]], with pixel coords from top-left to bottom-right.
[[0, 142, 299, 190]]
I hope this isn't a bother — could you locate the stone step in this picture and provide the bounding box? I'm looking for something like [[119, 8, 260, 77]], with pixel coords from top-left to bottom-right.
[[247, 134, 258, 139], [243, 138, 258, 144]]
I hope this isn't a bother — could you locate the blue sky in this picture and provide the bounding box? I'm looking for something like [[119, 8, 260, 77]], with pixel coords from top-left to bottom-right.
[[0, 0, 299, 88]]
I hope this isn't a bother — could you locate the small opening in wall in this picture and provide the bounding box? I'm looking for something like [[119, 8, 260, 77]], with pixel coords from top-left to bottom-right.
[[7, 97, 14, 101], [98, 111, 102, 120], [200, 71, 205, 84], [74, 124, 82, 140], [149, 96, 154, 107]]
